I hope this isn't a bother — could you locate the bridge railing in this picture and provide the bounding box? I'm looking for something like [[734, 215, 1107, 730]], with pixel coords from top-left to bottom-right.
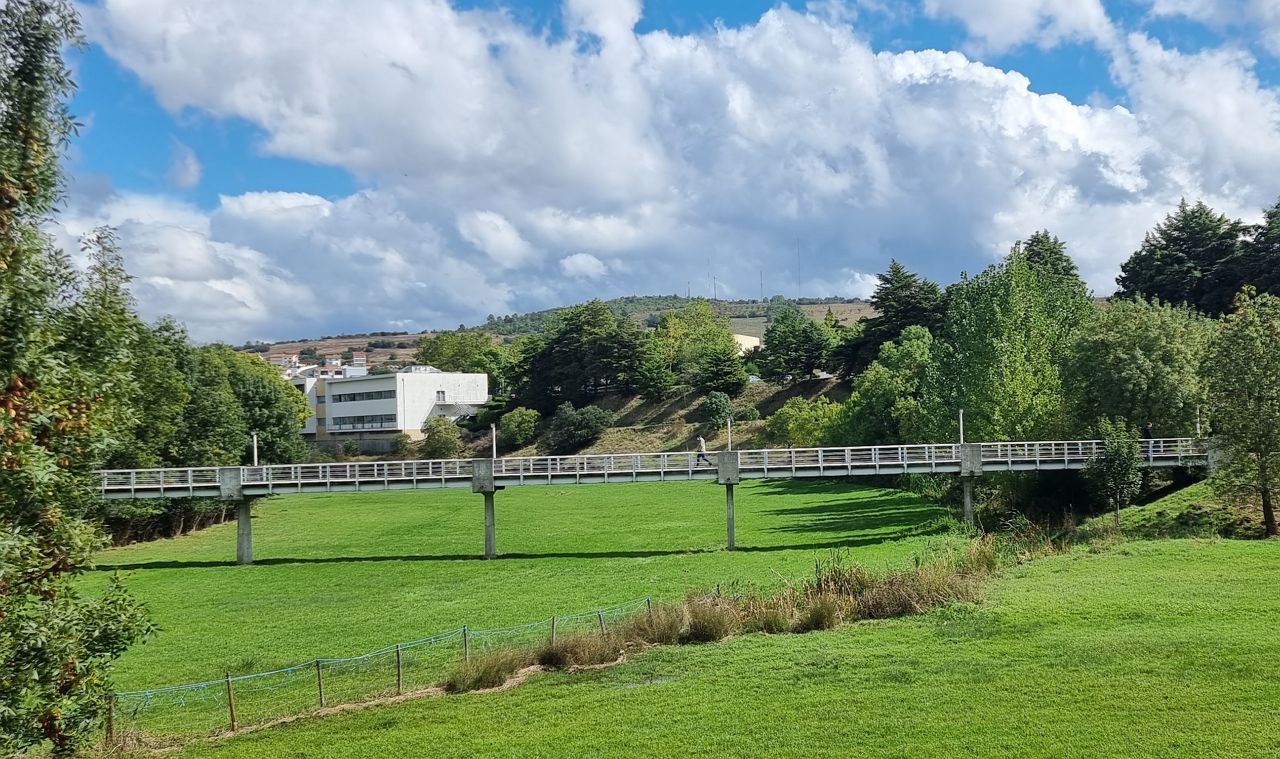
[[493, 451, 699, 477], [241, 459, 474, 486], [737, 443, 962, 472], [979, 438, 1204, 467], [98, 467, 222, 492]]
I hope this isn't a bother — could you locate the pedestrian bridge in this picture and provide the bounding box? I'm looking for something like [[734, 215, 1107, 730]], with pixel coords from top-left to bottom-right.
[[97, 438, 1205, 499]]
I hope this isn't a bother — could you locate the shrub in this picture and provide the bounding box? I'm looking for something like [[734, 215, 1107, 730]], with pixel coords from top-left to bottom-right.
[[419, 416, 464, 459], [542, 403, 615, 454], [764, 396, 839, 447], [681, 596, 740, 643], [499, 407, 540, 447], [792, 596, 842, 633], [534, 633, 620, 669], [701, 391, 732, 429], [443, 648, 529, 693], [617, 603, 684, 645], [732, 405, 761, 422], [341, 440, 361, 457], [741, 598, 791, 634], [389, 433, 413, 457]]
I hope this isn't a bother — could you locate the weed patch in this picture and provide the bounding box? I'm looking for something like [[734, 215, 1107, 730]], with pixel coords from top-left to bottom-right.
[[443, 649, 530, 693]]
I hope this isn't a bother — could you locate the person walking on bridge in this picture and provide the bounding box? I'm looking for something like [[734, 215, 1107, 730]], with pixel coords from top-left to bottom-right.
[[696, 435, 712, 466]]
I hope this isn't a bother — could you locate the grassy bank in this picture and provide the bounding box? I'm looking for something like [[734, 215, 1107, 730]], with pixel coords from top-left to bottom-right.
[[89, 479, 951, 691], [147, 539, 1280, 758]]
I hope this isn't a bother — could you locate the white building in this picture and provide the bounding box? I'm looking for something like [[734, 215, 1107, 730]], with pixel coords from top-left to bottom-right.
[[291, 366, 488, 452]]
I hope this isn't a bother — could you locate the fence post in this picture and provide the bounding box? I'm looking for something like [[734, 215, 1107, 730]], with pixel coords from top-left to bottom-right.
[[395, 645, 403, 695], [597, 610, 607, 637], [104, 693, 115, 748], [550, 616, 557, 643], [315, 659, 326, 707], [463, 625, 470, 662], [225, 673, 237, 732], [646, 596, 653, 618]]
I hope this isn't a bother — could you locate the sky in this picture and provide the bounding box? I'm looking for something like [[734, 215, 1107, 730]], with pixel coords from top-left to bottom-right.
[[58, 0, 1280, 343]]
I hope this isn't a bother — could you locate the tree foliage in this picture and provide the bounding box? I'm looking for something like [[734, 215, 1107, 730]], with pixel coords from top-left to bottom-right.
[[1117, 200, 1247, 315], [1014, 229, 1080, 281], [1084, 418, 1143, 520], [826, 326, 934, 446], [763, 396, 840, 448], [832, 260, 942, 378], [759, 305, 834, 382], [0, 3, 152, 752], [511, 300, 644, 411], [1064, 298, 1211, 436], [419, 416, 464, 460], [1204, 289, 1280, 536], [701, 391, 732, 430], [542, 402, 615, 454], [415, 330, 509, 392], [499, 406, 540, 447]]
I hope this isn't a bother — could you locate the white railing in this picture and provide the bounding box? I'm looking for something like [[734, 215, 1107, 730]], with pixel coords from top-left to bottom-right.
[[98, 467, 222, 492], [97, 438, 1207, 496], [241, 459, 474, 486], [737, 444, 962, 472]]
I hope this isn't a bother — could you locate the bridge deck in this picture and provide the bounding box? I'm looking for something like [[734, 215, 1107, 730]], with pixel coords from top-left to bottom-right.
[[96, 438, 1207, 500]]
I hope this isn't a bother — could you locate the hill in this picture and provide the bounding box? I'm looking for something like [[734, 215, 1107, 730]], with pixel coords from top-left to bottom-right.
[[235, 296, 877, 366]]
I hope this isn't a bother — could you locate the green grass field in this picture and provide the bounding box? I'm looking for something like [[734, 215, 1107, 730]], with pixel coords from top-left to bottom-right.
[[150, 538, 1280, 758], [92, 479, 952, 692]]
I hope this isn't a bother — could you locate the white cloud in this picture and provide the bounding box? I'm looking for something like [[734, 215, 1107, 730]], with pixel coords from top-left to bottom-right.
[[1147, 1, 1280, 55], [166, 140, 202, 189], [559, 252, 608, 279], [922, 0, 1116, 53], [71, 1, 1280, 342]]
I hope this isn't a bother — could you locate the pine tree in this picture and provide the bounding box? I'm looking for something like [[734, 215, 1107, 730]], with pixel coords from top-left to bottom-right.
[[1014, 230, 1081, 281], [1117, 200, 1246, 315], [833, 260, 942, 378]]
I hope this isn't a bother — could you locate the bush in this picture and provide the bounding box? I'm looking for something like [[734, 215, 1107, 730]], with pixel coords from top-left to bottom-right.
[[389, 433, 413, 457], [341, 440, 361, 457], [419, 416, 464, 459], [701, 391, 732, 429], [617, 603, 684, 645], [534, 633, 620, 669], [681, 596, 740, 643], [732, 405, 761, 422], [542, 403, 615, 454], [792, 596, 842, 633], [764, 396, 839, 447], [442, 648, 529, 693], [500, 407, 541, 448]]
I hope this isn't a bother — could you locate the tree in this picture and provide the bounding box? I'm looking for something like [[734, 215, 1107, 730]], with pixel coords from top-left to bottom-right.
[[419, 416, 464, 459], [0, 4, 151, 752], [499, 407, 540, 447], [512, 301, 644, 411], [1204, 289, 1280, 536], [691, 339, 748, 396], [341, 439, 362, 458], [389, 433, 413, 457], [1014, 230, 1080, 281], [542, 402, 615, 454], [1084, 418, 1143, 524], [763, 396, 840, 447], [925, 249, 1093, 443], [1117, 199, 1247, 315], [1227, 196, 1280, 300], [415, 329, 509, 392], [832, 260, 942, 378], [220, 347, 310, 465], [176, 346, 249, 467], [635, 333, 677, 401], [825, 326, 934, 446], [759, 306, 834, 382], [1064, 298, 1211, 436], [651, 300, 742, 385], [701, 391, 732, 429]]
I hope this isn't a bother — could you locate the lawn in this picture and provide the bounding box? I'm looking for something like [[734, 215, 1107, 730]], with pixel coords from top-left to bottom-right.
[[91, 479, 951, 693], [156, 538, 1280, 758]]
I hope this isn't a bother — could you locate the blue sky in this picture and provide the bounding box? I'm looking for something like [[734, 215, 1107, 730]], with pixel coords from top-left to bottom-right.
[[62, 1, 1280, 341]]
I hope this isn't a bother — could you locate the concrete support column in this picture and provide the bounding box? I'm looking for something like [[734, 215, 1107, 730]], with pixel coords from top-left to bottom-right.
[[725, 483, 736, 551], [236, 500, 253, 565], [962, 479, 974, 527], [483, 492, 496, 559]]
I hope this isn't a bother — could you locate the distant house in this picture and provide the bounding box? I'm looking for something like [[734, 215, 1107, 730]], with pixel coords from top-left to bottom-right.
[[267, 353, 299, 368], [291, 365, 488, 454], [732, 334, 761, 355]]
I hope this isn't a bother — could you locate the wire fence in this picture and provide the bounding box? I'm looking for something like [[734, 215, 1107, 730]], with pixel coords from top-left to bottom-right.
[[109, 597, 652, 744]]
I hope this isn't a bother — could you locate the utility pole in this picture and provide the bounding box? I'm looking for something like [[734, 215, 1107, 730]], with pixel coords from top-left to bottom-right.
[[713, 275, 718, 301]]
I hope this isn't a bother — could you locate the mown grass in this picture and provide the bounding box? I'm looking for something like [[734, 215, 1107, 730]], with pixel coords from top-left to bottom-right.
[[87, 479, 952, 691], [1080, 480, 1266, 540], [150, 539, 1280, 758]]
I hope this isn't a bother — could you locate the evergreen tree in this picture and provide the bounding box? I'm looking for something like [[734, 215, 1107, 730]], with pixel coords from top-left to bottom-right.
[[1014, 230, 1081, 281], [691, 339, 748, 396], [0, 3, 151, 752], [832, 260, 942, 378], [1117, 200, 1246, 315], [760, 305, 834, 382]]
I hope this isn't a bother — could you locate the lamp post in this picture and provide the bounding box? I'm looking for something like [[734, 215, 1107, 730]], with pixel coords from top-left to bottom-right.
[[251, 432, 259, 466]]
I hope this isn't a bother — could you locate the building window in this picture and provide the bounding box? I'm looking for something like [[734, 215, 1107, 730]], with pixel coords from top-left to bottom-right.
[[436, 390, 446, 402], [329, 414, 398, 429], [331, 389, 396, 403]]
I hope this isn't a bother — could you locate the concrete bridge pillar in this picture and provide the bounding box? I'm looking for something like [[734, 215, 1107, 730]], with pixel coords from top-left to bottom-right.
[[236, 500, 253, 565], [959, 444, 983, 527], [472, 460, 498, 559], [717, 452, 740, 550]]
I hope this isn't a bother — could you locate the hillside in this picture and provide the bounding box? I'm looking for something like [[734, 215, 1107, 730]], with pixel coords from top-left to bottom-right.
[[236, 296, 877, 365]]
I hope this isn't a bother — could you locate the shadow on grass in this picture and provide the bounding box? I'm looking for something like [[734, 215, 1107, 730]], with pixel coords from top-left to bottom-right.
[[752, 478, 947, 538]]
